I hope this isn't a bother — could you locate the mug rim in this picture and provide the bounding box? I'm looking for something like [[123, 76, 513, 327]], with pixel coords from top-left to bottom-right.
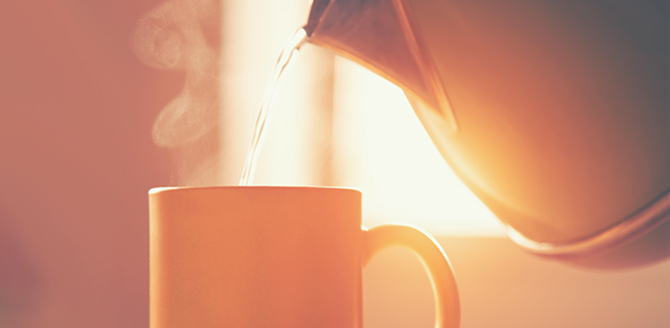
[[149, 185, 362, 196]]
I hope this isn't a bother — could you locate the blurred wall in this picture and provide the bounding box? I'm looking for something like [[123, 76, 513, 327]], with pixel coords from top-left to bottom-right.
[[0, 1, 180, 326]]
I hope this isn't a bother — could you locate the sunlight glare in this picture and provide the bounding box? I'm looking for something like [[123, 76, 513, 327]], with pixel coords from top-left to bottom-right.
[[334, 58, 504, 236]]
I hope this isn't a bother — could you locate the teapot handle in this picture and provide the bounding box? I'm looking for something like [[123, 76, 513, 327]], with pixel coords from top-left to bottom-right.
[[363, 224, 460, 328]]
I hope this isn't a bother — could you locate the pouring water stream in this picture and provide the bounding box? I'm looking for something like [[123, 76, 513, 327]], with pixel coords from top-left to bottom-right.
[[239, 28, 308, 185]]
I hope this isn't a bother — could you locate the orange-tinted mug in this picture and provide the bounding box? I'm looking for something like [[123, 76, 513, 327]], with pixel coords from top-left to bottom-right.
[[149, 186, 459, 327]]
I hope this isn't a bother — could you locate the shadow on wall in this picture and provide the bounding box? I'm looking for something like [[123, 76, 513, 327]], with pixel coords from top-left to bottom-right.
[[0, 214, 40, 326]]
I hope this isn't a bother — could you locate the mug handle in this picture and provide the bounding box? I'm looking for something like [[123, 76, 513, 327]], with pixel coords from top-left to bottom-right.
[[363, 223, 460, 328]]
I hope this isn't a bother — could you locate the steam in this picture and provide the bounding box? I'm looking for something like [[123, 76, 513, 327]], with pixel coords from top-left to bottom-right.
[[132, 0, 220, 148]]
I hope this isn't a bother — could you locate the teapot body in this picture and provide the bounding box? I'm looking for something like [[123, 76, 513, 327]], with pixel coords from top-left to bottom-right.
[[306, 0, 669, 258]]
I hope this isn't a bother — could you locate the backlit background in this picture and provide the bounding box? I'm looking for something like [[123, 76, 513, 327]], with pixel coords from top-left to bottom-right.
[[0, 0, 667, 327]]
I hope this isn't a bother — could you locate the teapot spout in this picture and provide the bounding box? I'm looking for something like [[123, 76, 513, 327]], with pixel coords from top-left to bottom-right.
[[303, 0, 331, 37], [304, 0, 458, 133]]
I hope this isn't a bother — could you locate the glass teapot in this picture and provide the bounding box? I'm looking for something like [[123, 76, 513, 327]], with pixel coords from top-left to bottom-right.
[[303, 0, 669, 266]]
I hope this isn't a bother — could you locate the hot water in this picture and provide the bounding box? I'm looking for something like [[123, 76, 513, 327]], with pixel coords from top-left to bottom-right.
[[238, 29, 308, 186]]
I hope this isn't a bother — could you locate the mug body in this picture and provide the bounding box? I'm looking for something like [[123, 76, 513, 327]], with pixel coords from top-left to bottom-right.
[[149, 186, 363, 328]]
